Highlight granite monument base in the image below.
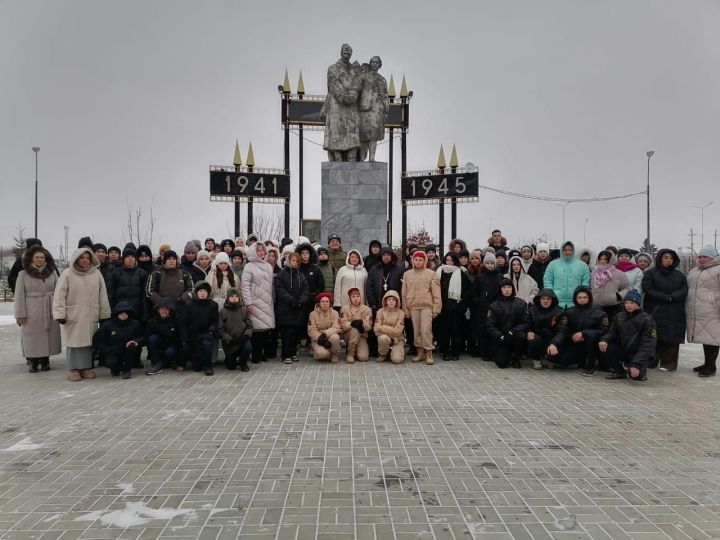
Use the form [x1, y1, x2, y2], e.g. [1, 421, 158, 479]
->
[321, 161, 388, 250]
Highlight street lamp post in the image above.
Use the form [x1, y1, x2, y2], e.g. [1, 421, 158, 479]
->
[32, 147, 40, 238]
[583, 217, 589, 246]
[692, 202, 714, 247]
[646, 150, 654, 252]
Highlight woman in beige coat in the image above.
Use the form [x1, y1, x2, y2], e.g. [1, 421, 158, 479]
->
[308, 293, 342, 362]
[53, 248, 111, 381]
[686, 245, 720, 377]
[14, 245, 61, 372]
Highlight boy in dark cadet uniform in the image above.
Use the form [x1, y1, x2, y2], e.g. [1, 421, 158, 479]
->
[92, 302, 144, 379]
[600, 289, 656, 381]
[549, 286, 609, 375]
[486, 278, 529, 369]
[145, 298, 185, 375]
[526, 289, 564, 370]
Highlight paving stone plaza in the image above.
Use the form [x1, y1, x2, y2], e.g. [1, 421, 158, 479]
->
[0, 305, 719, 540]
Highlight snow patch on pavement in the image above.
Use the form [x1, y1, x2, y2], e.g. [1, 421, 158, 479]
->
[2, 437, 44, 452]
[75, 501, 195, 528]
[0, 315, 16, 326]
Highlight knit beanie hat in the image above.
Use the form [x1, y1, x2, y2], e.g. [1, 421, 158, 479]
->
[197, 249, 211, 259]
[634, 252, 652, 264]
[214, 252, 231, 266]
[122, 247, 137, 260]
[162, 250, 178, 263]
[136, 245, 152, 258]
[316, 292, 333, 303]
[483, 252, 497, 264]
[230, 249, 244, 260]
[699, 245, 718, 258]
[317, 246, 329, 256]
[194, 280, 212, 295]
[536, 243, 550, 255]
[624, 289, 642, 307]
[92, 243, 107, 253]
[618, 248, 634, 258]
[108, 246, 121, 255]
[184, 241, 199, 255]
[226, 287, 241, 300]
[77, 236, 93, 249]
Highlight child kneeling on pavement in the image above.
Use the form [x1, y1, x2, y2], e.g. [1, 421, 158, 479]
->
[145, 298, 185, 375]
[185, 281, 219, 376]
[374, 290, 406, 364]
[526, 289, 564, 370]
[486, 279, 530, 369]
[599, 289, 656, 381]
[92, 302, 144, 379]
[308, 293, 341, 362]
[340, 287, 373, 363]
[219, 288, 253, 371]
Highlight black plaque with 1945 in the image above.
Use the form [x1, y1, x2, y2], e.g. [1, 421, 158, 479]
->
[209, 167, 290, 203]
[401, 169, 479, 204]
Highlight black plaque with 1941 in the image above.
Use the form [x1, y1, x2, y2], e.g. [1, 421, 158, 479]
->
[209, 168, 290, 201]
[401, 170, 478, 204]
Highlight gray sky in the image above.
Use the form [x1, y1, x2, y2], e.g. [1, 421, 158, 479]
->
[2, 0, 719, 258]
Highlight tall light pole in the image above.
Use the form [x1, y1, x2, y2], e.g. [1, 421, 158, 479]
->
[583, 217, 589, 246]
[32, 147, 40, 238]
[646, 150, 654, 252]
[557, 201, 571, 241]
[692, 202, 713, 247]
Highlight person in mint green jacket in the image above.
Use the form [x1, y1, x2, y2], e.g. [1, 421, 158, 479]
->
[543, 241, 590, 308]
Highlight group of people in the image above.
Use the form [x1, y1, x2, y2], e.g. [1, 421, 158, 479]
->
[9, 228, 720, 382]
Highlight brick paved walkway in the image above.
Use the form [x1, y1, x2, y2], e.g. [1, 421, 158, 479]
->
[0, 311, 719, 539]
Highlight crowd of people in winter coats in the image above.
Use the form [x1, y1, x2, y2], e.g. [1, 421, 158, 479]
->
[9, 228, 720, 382]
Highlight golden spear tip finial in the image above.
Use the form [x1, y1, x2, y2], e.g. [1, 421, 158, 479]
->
[400, 75, 409, 97]
[449, 143, 458, 168]
[246, 142, 255, 167]
[437, 145, 446, 169]
[297, 70, 305, 94]
[282, 69, 291, 93]
[233, 140, 242, 166]
[388, 75, 396, 98]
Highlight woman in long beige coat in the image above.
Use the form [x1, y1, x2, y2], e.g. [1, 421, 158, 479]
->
[14, 245, 61, 372]
[686, 246, 720, 377]
[53, 248, 111, 381]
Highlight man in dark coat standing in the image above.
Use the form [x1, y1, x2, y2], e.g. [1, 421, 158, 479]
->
[8, 238, 43, 293]
[367, 247, 404, 357]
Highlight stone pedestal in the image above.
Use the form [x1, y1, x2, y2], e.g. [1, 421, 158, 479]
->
[321, 161, 388, 249]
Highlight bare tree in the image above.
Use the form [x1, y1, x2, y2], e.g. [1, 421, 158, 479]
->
[227, 205, 286, 243]
[123, 200, 156, 247]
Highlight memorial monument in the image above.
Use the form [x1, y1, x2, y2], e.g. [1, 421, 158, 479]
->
[320, 44, 390, 248]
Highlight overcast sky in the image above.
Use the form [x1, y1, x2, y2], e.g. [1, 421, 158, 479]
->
[1, 0, 719, 258]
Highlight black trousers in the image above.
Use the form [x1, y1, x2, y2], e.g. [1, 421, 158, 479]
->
[437, 309, 465, 356]
[106, 346, 142, 373]
[604, 342, 649, 379]
[225, 339, 252, 370]
[404, 317, 415, 351]
[555, 336, 601, 370]
[526, 335, 552, 360]
[703, 344, 719, 366]
[492, 333, 525, 368]
[251, 330, 274, 362]
[279, 325, 303, 359]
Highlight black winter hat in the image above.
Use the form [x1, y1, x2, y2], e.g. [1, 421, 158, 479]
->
[136, 245, 152, 258]
[204, 237, 216, 246]
[122, 247, 137, 260]
[230, 249, 244, 260]
[618, 248, 635, 257]
[193, 280, 212, 295]
[154, 298, 176, 312]
[162, 250, 178, 262]
[280, 237, 293, 251]
[123, 242, 137, 251]
[317, 247, 329, 256]
[220, 239, 234, 250]
[328, 234, 341, 242]
[112, 301, 136, 316]
[458, 249, 470, 258]
[92, 243, 108, 253]
[77, 236, 93, 249]
[108, 246, 121, 255]
[425, 244, 437, 254]
[25, 238, 42, 249]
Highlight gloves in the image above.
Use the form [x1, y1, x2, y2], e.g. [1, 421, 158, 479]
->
[317, 333, 331, 349]
[350, 319, 364, 331]
[56, 318, 66, 325]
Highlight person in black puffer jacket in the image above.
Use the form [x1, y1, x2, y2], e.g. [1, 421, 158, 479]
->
[526, 289, 564, 370]
[92, 302, 144, 378]
[469, 253, 504, 359]
[550, 286, 609, 374]
[93, 243, 116, 287]
[145, 298, 186, 374]
[641, 249, 687, 371]
[600, 290, 657, 381]
[185, 281, 219, 375]
[136, 245, 156, 275]
[275, 253, 310, 362]
[436, 252, 470, 361]
[107, 247, 148, 321]
[218, 288, 253, 371]
[364, 240, 382, 271]
[486, 278, 529, 368]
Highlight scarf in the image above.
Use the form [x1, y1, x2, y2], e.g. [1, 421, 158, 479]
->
[436, 265, 464, 302]
[592, 264, 616, 289]
[616, 260, 638, 273]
